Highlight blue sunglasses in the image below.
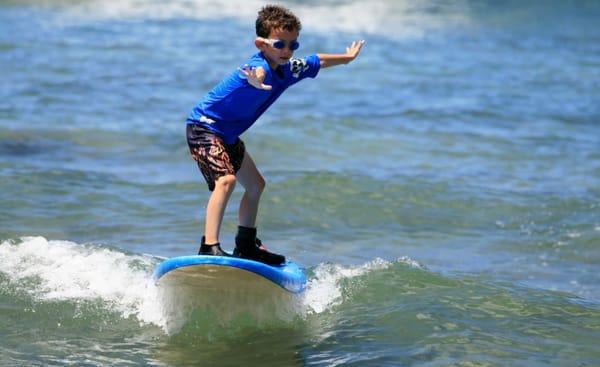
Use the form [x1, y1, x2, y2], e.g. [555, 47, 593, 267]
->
[260, 37, 300, 51]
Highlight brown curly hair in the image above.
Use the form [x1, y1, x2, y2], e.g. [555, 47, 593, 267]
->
[255, 5, 302, 37]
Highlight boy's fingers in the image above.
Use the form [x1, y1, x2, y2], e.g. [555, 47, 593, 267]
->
[350, 40, 365, 56]
[237, 67, 250, 77]
[246, 77, 271, 90]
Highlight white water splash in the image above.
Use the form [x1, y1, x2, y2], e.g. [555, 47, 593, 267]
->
[56, 0, 474, 40]
[0, 237, 167, 329]
[0, 236, 422, 334]
[302, 256, 423, 314]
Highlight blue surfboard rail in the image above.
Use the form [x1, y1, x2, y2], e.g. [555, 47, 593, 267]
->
[153, 255, 307, 294]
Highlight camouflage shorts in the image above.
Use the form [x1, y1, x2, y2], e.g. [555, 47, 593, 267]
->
[186, 123, 245, 191]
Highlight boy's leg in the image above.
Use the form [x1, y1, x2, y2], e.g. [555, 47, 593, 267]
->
[187, 123, 243, 255]
[234, 151, 285, 265]
[235, 151, 265, 228]
[204, 174, 237, 244]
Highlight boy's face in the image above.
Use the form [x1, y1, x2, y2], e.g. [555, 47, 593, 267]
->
[256, 28, 299, 69]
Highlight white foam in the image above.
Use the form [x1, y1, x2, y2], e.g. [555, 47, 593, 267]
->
[57, 0, 474, 40]
[0, 237, 166, 329]
[0, 237, 422, 334]
[61, 0, 262, 22]
[302, 257, 422, 314]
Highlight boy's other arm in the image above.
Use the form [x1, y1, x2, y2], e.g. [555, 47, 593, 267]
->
[317, 40, 365, 68]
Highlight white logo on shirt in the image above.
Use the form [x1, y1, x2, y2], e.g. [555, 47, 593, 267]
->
[290, 58, 309, 78]
[200, 115, 216, 124]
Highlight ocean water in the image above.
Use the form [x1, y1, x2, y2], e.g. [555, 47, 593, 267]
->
[1, 0, 599, 365]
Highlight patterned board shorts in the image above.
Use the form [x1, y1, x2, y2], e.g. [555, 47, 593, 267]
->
[186, 123, 245, 191]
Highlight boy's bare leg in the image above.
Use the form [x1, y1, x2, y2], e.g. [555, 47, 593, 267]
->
[236, 151, 265, 228]
[204, 174, 236, 244]
[234, 151, 285, 265]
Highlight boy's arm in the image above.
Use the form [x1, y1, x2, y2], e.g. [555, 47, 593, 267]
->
[317, 40, 365, 68]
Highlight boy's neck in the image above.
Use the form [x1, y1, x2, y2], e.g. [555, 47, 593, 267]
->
[261, 52, 280, 71]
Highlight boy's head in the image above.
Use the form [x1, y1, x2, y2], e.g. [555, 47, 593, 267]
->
[255, 5, 302, 68]
[255, 5, 301, 38]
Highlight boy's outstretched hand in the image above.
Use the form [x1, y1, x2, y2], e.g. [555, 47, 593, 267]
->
[318, 40, 365, 68]
[346, 40, 365, 61]
[239, 65, 272, 90]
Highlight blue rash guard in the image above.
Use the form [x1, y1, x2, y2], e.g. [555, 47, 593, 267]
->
[187, 52, 321, 144]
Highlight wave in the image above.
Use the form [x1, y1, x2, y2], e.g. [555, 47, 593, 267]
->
[2, 238, 599, 365]
[0, 237, 165, 325]
[37, 0, 475, 40]
[0, 236, 422, 335]
[24, 0, 598, 42]
[304, 256, 423, 313]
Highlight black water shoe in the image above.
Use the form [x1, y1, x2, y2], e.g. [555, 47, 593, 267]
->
[198, 236, 231, 256]
[234, 226, 286, 265]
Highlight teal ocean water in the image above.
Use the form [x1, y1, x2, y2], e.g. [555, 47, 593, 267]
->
[1, 0, 599, 365]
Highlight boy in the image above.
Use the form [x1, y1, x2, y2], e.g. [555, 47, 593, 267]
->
[186, 4, 364, 265]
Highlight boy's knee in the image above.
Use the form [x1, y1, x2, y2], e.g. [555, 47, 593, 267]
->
[215, 175, 237, 192]
[256, 175, 266, 192]
[247, 175, 265, 197]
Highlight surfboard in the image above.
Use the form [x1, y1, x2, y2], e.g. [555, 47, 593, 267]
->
[152, 256, 306, 333]
[153, 255, 306, 294]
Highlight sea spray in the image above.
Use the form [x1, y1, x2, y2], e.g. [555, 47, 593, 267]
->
[302, 257, 424, 314]
[0, 236, 425, 335]
[0, 237, 166, 328]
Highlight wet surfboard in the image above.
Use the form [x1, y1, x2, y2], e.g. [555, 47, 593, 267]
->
[153, 255, 306, 294]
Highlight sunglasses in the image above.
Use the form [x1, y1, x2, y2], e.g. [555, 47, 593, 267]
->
[259, 37, 300, 51]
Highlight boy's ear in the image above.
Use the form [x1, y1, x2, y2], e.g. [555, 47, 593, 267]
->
[255, 37, 267, 50]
